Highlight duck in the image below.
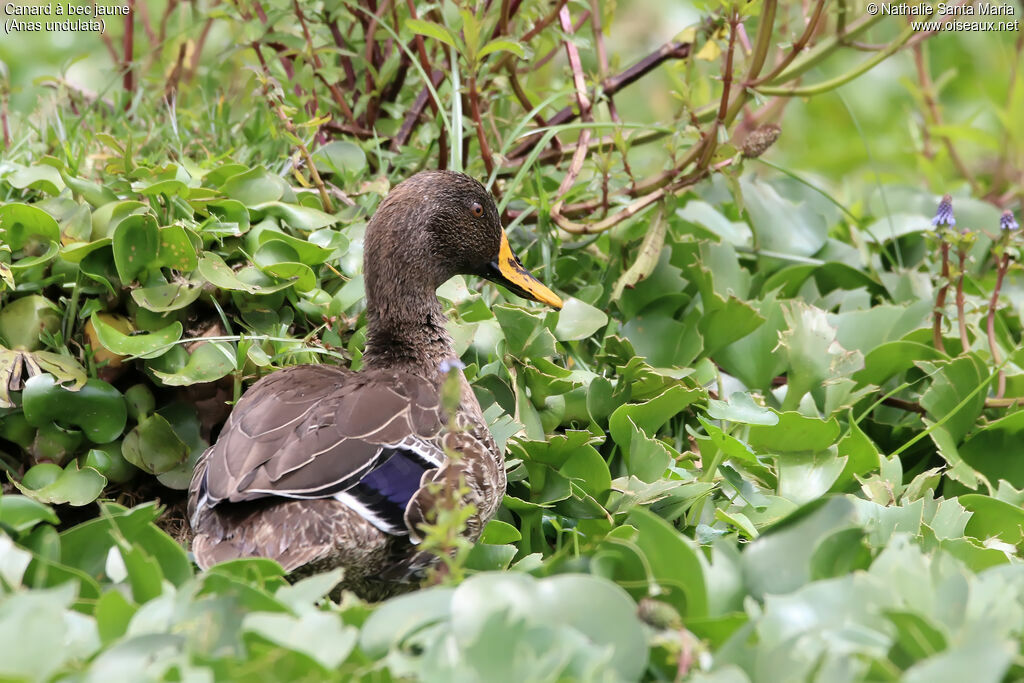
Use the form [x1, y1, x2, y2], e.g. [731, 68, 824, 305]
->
[187, 170, 563, 599]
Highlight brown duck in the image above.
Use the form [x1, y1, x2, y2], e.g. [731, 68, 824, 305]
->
[188, 171, 562, 599]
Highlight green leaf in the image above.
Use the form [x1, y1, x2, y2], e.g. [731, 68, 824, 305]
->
[918, 355, 988, 444]
[627, 508, 708, 618]
[250, 202, 337, 231]
[220, 166, 286, 205]
[156, 225, 199, 271]
[150, 342, 235, 386]
[479, 519, 522, 544]
[740, 496, 857, 599]
[22, 374, 127, 443]
[959, 494, 1024, 547]
[493, 305, 557, 358]
[0, 494, 60, 532]
[552, 298, 607, 341]
[130, 282, 204, 312]
[14, 461, 107, 506]
[89, 313, 182, 359]
[112, 213, 161, 283]
[478, 38, 527, 59]
[312, 140, 367, 177]
[406, 18, 456, 47]
[0, 295, 61, 351]
[0, 203, 61, 249]
[121, 414, 190, 474]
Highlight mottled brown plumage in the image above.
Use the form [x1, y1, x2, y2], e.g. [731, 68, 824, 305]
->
[188, 171, 562, 599]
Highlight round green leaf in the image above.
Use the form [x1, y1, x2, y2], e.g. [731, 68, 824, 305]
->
[121, 413, 189, 474]
[22, 374, 127, 444]
[112, 213, 160, 283]
[89, 312, 182, 359]
[0, 296, 61, 351]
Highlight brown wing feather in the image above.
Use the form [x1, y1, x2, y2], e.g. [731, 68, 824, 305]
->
[188, 365, 446, 521]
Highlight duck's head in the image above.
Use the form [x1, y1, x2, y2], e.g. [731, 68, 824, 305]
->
[364, 171, 562, 310]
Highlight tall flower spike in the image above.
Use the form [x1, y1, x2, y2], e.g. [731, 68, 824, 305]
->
[932, 194, 956, 228]
[1000, 210, 1019, 231]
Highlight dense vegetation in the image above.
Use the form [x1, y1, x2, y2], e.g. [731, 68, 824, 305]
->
[1, 1, 1023, 680]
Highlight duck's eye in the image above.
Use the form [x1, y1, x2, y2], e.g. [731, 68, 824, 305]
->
[470, 202, 484, 217]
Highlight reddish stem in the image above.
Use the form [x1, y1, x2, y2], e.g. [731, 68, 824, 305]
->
[956, 248, 969, 352]
[933, 240, 950, 353]
[122, 0, 136, 108]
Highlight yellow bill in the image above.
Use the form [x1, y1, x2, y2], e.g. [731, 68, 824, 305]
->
[482, 231, 563, 310]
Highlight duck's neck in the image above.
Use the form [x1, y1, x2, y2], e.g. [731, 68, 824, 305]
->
[362, 282, 455, 376]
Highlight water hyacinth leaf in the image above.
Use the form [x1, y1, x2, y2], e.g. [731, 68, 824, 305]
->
[552, 298, 608, 341]
[312, 140, 367, 176]
[479, 519, 522, 544]
[918, 355, 988, 445]
[197, 252, 293, 294]
[150, 342, 235, 386]
[244, 612, 358, 670]
[121, 414, 190, 474]
[706, 392, 779, 425]
[741, 496, 858, 599]
[465, 543, 518, 571]
[609, 383, 700, 449]
[0, 203, 61, 249]
[260, 261, 316, 292]
[204, 199, 251, 235]
[959, 494, 1024, 547]
[493, 305, 557, 358]
[257, 231, 333, 265]
[14, 462, 107, 506]
[130, 281, 204, 312]
[94, 589, 138, 645]
[220, 166, 287, 205]
[626, 508, 708, 618]
[956, 411, 1024, 490]
[853, 341, 946, 387]
[8, 164, 66, 194]
[0, 295, 61, 350]
[308, 227, 350, 254]
[747, 412, 840, 453]
[60, 171, 118, 207]
[156, 225, 199, 271]
[112, 213, 160, 284]
[740, 176, 828, 258]
[0, 495, 60, 532]
[22, 375, 127, 443]
[89, 313, 182, 359]
[359, 586, 456, 656]
[777, 302, 864, 409]
[60, 237, 112, 264]
[250, 201, 338, 231]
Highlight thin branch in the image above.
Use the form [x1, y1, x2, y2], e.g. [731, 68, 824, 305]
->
[254, 44, 335, 214]
[294, 0, 357, 125]
[912, 41, 979, 193]
[508, 39, 692, 159]
[550, 5, 594, 219]
[122, 0, 136, 108]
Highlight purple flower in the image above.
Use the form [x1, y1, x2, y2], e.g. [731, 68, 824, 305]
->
[438, 358, 466, 374]
[1000, 210, 1019, 232]
[932, 194, 956, 228]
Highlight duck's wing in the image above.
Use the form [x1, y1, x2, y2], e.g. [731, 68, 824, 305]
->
[188, 365, 448, 536]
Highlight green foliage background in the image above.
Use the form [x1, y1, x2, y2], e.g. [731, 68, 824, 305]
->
[1, 1, 1023, 681]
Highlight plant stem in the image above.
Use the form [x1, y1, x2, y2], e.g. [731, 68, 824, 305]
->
[988, 252, 1010, 398]
[933, 240, 949, 353]
[956, 247, 969, 352]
